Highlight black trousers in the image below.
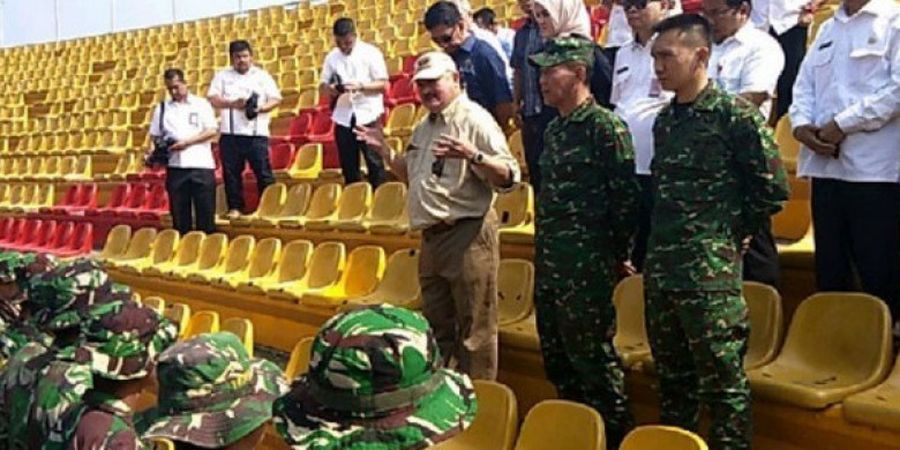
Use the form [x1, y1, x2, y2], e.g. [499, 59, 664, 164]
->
[771, 25, 808, 121]
[811, 178, 900, 317]
[219, 134, 275, 212]
[334, 115, 386, 187]
[521, 109, 556, 194]
[165, 167, 216, 235]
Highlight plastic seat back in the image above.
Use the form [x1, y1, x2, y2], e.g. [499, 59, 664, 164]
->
[171, 231, 205, 267]
[218, 235, 256, 274]
[305, 242, 346, 289]
[772, 198, 811, 241]
[285, 336, 315, 380]
[274, 240, 314, 283]
[45, 221, 74, 250]
[68, 222, 93, 254]
[620, 426, 708, 450]
[143, 183, 168, 211]
[19, 184, 37, 206]
[342, 246, 386, 298]
[29, 220, 57, 248]
[34, 184, 54, 206]
[279, 183, 312, 217]
[368, 182, 407, 221]
[215, 185, 227, 216]
[147, 230, 180, 265]
[99, 224, 132, 259]
[612, 275, 650, 358]
[506, 130, 528, 176]
[744, 281, 783, 370]
[246, 238, 282, 279]
[151, 438, 175, 450]
[57, 185, 78, 208]
[497, 259, 534, 326]
[374, 249, 420, 305]
[165, 303, 192, 338]
[774, 115, 800, 173]
[196, 233, 229, 271]
[184, 311, 221, 338]
[143, 297, 166, 315]
[77, 183, 98, 208]
[269, 142, 295, 171]
[256, 183, 288, 217]
[514, 400, 604, 450]
[290, 143, 322, 176]
[124, 183, 149, 209]
[121, 227, 158, 260]
[14, 220, 40, 246]
[222, 317, 255, 357]
[386, 103, 416, 134]
[305, 183, 342, 220]
[106, 184, 131, 209]
[435, 380, 518, 450]
[494, 183, 533, 228]
[336, 182, 372, 221]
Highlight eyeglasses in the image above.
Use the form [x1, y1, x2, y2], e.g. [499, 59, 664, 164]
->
[623, 0, 651, 10]
[702, 6, 738, 17]
[431, 31, 455, 45]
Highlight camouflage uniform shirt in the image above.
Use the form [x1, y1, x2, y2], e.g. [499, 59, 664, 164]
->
[64, 391, 146, 450]
[646, 83, 789, 291]
[0, 341, 58, 449]
[30, 359, 94, 449]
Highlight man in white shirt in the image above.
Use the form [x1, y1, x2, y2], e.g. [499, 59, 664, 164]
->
[750, 0, 821, 120]
[449, 0, 514, 82]
[149, 69, 219, 234]
[703, 0, 785, 288]
[790, 0, 900, 320]
[207, 40, 282, 220]
[610, 0, 674, 270]
[320, 18, 389, 186]
[474, 7, 517, 58]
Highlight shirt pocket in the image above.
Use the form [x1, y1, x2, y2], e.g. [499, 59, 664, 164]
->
[810, 40, 835, 91]
[849, 34, 890, 90]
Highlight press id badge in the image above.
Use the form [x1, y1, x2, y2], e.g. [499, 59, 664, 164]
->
[189, 112, 199, 126]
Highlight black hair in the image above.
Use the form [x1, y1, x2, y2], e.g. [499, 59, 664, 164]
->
[652, 13, 712, 49]
[424, 1, 463, 30]
[163, 68, 185, 83]
[723, 0, 753, 10]
[228, 40, 253, 56]
[473, 7, 497, 26]
[333, 17, 356, 36]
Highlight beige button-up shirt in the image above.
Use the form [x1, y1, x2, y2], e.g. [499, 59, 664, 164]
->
[405, 94, 520, 230]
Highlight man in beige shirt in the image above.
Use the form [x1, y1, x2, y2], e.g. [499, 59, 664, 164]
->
[356, 51, 520, 379]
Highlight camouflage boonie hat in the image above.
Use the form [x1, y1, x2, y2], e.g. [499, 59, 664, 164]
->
[273, 305, 477, 450]
[0, 251, 57, 320]
[74, 301, 178, 381]
[529, 36, 595, 68]
[143, 332, 288, 448]
[29, 259, 131, 331]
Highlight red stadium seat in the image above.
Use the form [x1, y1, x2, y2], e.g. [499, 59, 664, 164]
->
[138, 183, 169, 220]
[113, 183, 150, 218]
[88, 183, 130, 217]
[52, 222, 93, 257]
[403, 55, 418, 76]
[17, 220, 57, 252]
[40, 184, 78, 215]
[272, 112, 312, 147]
[385, 75, 417, 107]
[40, 221, 74, 253]
[0, 219, 25, 246]
[73, 183, 99, 213]
[127, 165, 166, 182]
[0, 218, 10, 241]
[8, 219, 41, 250]
[306, 110, 334, 143]
[270, 142, 295, 172]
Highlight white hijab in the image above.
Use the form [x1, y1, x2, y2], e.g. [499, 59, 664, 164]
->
[532, 0, 593, 38]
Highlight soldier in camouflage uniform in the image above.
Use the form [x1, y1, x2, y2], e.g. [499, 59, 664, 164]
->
[142, 332, 288, 449]
[0, 251, 57, 360]
[274, 304, 477, 450]
[645, 15, 789, 450]
[528, 37, 640, 448]
[54, 300, 177, 450]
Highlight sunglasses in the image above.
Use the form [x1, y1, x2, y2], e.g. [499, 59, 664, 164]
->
[623, 0, 660, 10]
[432, 32, 455, 45]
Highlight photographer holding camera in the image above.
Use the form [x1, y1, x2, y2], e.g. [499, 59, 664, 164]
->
[208, 40, 282, 220]
[147, 68, 219, 234]
[320, 18, 389, 187]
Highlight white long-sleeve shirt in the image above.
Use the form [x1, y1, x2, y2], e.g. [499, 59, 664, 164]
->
[789, 0, 900, 183]
[751, 0, 808, 35]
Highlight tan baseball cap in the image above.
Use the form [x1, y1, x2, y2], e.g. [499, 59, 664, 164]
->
[412, 51, 459, 81]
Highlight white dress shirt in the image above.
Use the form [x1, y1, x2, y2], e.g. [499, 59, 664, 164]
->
[472, 26, 513, 83]
[790, 0, 900, 183]
[708, 22, 786, 119]
[149, 94, 217, 169]
[751, 0, 808, 34]
[610, 37, 673, 175]
[207, 66, 282, 137]
[320, 40, 389, 127]
[606, 1, 684, 47]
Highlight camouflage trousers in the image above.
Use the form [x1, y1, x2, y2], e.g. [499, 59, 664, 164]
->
[534, 262, 635, 448]
[644, 283, 751, 450]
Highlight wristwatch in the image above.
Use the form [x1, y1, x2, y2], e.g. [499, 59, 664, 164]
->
[471, 152, 485, 165]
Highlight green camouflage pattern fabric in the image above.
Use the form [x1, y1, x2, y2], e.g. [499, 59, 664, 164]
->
[646, 83, 789, 291]
[534, 98, 639, 448]
[0, 341, 56, 449]
[74, 301, 178, 381]
[273, 305, 477, 450]
[528, 36, 595, 68]
[142, 332, 287, 448]
[0, 251, 58, 360]
[644, 84, 788, 450]
[29, 259, 131, 332]
[29, 358, 94, 450]
[58, 390, 147, 450]
[0, 319, 53, 362]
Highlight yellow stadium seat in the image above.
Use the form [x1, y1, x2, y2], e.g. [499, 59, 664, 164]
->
[25, 183, 54, 212]
[772, 198, 811, 242]
[143, 231, 203, 277]
[214, 237, 282, 290]
[748, 293, 892, 409]
[434, 380, 518, 450]
[268, 242, 346, 303]
[774, 115, 800, 173]
[620, 426, 708, 450]
[117, 229, 180, 275]
[165, 303, 192, 339]
[336, 181, 406, 233]
[62, 155, 92, 181]
[612, 275, 652, 370]
[8, 183, 37, 213]
[98, 224, 132, 262]
[285, 336, 315, 380]
[384, 103, 417, 138]
[507, 130, 528, 178]
[102, 153, 134, 181]
[164, 233, 228, 281]
[343, 248, 421, 310]
[105, 227, 158, 269]
[183, 311, 221, 338]
[221, 317, 255, 357]
[495, 183, 535, 243]
[513, 400, 604, 450]
[253, 183, 312, 228]
[844, 356, 900, 432]
[296, 90, 319, 111]
[280, 183, 341, 229]
[187, 235, 255, 284]
[281, 143, 322, 181]
[744, 282, 783, 370]
[151, 438, 175, 450]
[497, 259, 534, 326]
[143, 296, 165, 315]
[303, 245, 386, 307]
[307, 182, 372, 230]
[231, 183, 287, 227]
[0, 184, 10, 206]
[237, 239, 314, 295]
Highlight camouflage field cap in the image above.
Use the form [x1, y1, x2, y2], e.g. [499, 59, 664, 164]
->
[29, 259, 131, 331]
[74, 301, 178, 381]
[143, 332, 288, 448]
[529, 36, 595, 68]
[273, 305, 477, 450]
[0, 251, 57, 286]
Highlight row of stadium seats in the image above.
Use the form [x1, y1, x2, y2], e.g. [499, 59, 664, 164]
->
[0, 218, 92, 257]
[0, 155, 92, 181]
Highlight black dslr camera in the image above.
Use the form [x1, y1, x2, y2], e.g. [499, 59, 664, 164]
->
[329, 73, 346, 111]
[245, 92, 260, 120]
[146, 135, 176, 167]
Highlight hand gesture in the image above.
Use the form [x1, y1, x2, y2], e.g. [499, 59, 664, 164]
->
[353, 125, 389, 158]
[231, 98, 248, 109]
[817, 120, 845, 145]
[794, 125, 837, 157]
[432, 134, 477, 160]
[170, 141, 189, 152]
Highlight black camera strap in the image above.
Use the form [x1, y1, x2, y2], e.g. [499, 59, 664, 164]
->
[158, 101, 166, 137]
